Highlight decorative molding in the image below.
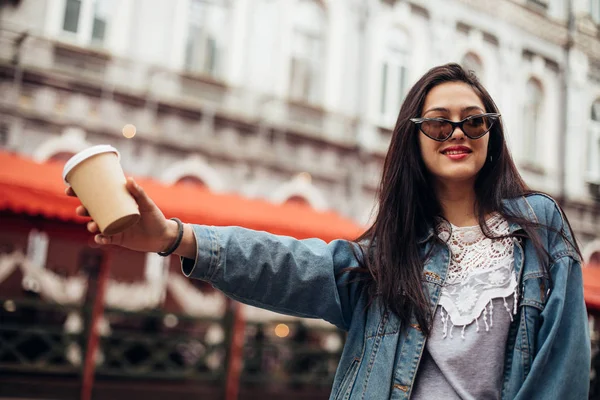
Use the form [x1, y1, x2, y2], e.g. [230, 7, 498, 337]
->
[584, 239, 600, 264]
[0, 251, 164, 311]
[161, 154, 226, 192]
[270, 172, 329, 210]
[32, 126, 90, 162]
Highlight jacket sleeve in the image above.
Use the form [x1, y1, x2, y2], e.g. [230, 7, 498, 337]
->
[180, 225, 365, 331]
[515, 254, 591, 400]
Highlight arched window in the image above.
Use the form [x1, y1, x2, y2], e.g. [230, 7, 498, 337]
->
[590, 251, 600, 267]
[461, 52, 484, 81]
[289, 0, 326, 104]
[270, 172, 328, 210]
[176, 175, 207, 188]
[185, 0, 229, 78]
[48, 151, 76, 163]
[380, 27, 409, 125]
[588, 99, 600, 182]
[284, 195, 311, 207]
[523, 78, 544, 165]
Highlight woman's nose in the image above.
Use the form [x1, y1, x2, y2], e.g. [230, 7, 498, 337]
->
[449, 125, 466, 140]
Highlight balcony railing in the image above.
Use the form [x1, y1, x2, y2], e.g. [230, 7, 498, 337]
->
[0, 27, 360, 147]
[0, 294, 343, 398]
[0, 297, 82, 376]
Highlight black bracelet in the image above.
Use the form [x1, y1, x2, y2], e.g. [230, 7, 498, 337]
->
[158, 218, 184, 257]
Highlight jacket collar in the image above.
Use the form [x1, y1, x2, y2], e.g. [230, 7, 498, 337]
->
[417, 196, 533, 244]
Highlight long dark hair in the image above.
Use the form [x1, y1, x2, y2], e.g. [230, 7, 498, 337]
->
[355, 63, 580, 335]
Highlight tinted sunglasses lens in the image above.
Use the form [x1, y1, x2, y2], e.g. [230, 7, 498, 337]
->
[421, 120, 452, 140]
[464, 115, 494, 138]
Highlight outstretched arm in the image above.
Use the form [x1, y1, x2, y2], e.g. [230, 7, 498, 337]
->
[68, 178, 365, 331]
[180, 225, 364, 331]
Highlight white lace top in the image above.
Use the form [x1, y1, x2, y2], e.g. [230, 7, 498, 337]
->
[437, 213, 517, 338]
[412, 214, 518, 400]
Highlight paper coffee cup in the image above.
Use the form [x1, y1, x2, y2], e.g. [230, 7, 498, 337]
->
[62, 145, 140, 235]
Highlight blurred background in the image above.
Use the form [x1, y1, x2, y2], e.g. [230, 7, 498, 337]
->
[1, 0, 600, 399]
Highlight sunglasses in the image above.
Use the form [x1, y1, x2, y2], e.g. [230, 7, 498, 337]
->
[409, 113, 501, 142]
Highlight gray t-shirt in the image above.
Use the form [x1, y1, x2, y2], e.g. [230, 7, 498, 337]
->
[412, 215, 517, 400]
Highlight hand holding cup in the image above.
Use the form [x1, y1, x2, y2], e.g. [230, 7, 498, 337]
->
[63, 145, 177, 253]
[66, 177, 177, 253]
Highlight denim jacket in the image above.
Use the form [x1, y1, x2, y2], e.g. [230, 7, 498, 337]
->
[181, 194, 590, 399]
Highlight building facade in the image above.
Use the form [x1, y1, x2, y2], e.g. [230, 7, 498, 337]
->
[2, 0, 600, 397]
[1, 0, 600, 252]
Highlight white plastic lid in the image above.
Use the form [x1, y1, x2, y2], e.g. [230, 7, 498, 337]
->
[62, 145, 120, 185]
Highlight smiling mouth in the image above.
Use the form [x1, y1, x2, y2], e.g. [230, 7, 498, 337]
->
[441, 148, 472, 155]
[443, 150, 471, 155]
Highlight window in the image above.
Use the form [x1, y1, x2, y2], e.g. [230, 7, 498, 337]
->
[461, 52, 484, 82]
[284, 195, 311, 206]
[184, 0, 229, 78]
[48, 151, 77, 163]
[590, 251, 600, 266]
[61, 0, 112, 46]
[176, 175, 207, 187]
[588, 100, 600, 182]
[592, 0, 600, 24]
[289, 0, 326, 104]
[380, 27, 409, 125]
[523, 78, 544, 165]
[527, 0, 549, 10]
[62, 0, 81, 33]
[0, 122, 9, 147]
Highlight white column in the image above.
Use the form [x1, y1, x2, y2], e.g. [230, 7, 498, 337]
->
[44, 0, 67, 37]
[497, 39, 522, 158]
[357, 1, 380, 149]
[428, 1, 456, 66]
[144, 252, 169, 302]
[78, 0, 94, 45]
[322, 0, 345, 112]
[364, 2, 384, 128]
[541, 69, 561, 194]
[108, 0, 135, 56]
[226, 0, 249, 85]
[274, 0, 294, 99]
[26, 229, 49, 269]
[565, 49, 591, 200]
[169, 0, 190, 71]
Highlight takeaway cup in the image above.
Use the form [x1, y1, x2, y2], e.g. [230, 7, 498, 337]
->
[62, 145, 140, 235]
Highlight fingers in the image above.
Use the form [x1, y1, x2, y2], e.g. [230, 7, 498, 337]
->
[94, 234, 112, 245]
[93, 233, 123, 246]
[65, 187, 76, 197]
[87, 220, 99, 233]
[87, 222, 123, 247]
[77, 205, 90, 217]
[126, 177, 156, 211]
[68, 188, 90, 217]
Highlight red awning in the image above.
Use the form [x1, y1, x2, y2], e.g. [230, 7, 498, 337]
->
[0, 151, 363, 242]
[5, 151, 600, 310]
[583, 266, 600, 311]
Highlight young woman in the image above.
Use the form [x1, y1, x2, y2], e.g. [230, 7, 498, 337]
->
[68, 64, 590, 399]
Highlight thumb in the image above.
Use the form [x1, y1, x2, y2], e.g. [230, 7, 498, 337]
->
[125, 178, 156, 211]
[94, 233, 123, 247]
